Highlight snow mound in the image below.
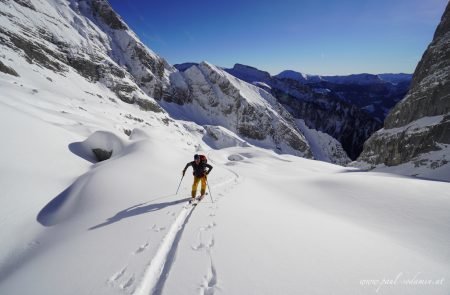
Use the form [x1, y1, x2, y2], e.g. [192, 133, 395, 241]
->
[228, 154, 245, 161]
[36, 175, 89, 227]
[71, 131, 125, 162]
[38, 130, 126, 226]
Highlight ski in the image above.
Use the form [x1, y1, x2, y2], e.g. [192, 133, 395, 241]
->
[190, 195, 205, 207]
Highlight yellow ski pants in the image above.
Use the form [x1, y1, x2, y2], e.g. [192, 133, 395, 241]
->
[192, 176, 207, 198]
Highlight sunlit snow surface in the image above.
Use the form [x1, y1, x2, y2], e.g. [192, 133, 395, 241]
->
[0, 68, 449, 294]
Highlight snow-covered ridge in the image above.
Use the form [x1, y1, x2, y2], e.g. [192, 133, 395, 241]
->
[275, 70, 323, 83]
[163, 61, 313, 158]
[0, 0, 174, 108]
[0, 0, 344, 163]
[297, 119, 351, 165]
[224, 63, 272, 84]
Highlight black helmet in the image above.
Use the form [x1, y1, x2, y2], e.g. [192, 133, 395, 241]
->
[194, 154, 200, 160]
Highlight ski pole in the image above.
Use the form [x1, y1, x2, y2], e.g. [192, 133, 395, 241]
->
[176, 174, 184, 195]
[206, 178, 214, 203]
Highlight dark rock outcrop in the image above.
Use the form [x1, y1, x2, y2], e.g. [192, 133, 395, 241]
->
[92, 148, 112, 161]
[0, 60, 19, 76]
[357, 2, 450, 167]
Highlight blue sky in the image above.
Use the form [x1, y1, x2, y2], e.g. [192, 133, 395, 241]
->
[108, 0, 448, 75]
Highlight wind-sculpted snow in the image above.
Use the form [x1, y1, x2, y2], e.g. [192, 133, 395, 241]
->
[1, 100, 449, 294]
[70, 130, 125, 162]
[37, 174, 90, 227]
[38, 131, 126, 225]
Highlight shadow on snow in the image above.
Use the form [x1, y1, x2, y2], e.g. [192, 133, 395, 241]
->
[88, 197, 190, 230]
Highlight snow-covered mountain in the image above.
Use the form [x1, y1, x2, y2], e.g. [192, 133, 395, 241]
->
[2, 0, 351, 162]
[0, 0, 174, 109]
[222, 63, 273, 84]
[224, 63, 385, 160]
[297, 119, 351, 165]
[274, 70, 412, 122]
[163, 62, 313, 158]
[355, 1, 450, 179]
[275, 69, 323, 83]
[229, 65, 411, 121]
[0, 0, 352, 164]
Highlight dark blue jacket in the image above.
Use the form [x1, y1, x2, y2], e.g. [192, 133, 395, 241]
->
[183, 161, 213, 177]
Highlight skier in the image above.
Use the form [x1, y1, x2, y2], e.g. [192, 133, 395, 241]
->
[182, 154, 213, 201]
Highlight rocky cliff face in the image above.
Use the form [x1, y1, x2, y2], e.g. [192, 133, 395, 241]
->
[272, 85, 381, 160]
[225, 64, 385, 160]
[163, 62, 313, 158]
[357, 2, 450, 170]
[0, 0, 173, 110]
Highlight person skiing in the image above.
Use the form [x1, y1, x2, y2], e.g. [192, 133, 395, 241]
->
[182, 154, 213, 200]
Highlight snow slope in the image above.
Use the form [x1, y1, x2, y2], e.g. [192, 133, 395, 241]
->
[296, 119, 351, 165]
[0, 70, 449, 294]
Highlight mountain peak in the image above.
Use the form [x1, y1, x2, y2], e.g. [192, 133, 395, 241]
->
[275, 70, 323, 83]
[88, 0, 129, 30]
[224, 63, 271, 83]
[356, 1, 450, 172]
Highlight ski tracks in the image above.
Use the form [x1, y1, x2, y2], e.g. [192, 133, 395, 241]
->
[130, 201, 220, 295]
[131, 154, 240, 295]
[193, 152, 241, 295]
[132, 205, 194, 295]
[194, 206, 220, 295]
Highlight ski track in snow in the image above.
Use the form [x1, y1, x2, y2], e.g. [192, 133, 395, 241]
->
[190, 151, 241, 295]
[133, 242, 150, 255]
[133, 153, 238, 295]
[132, 201, 195, 295]
[194, 208, 220, 295]
[200, 253, 219, 295]
[108, 267, 127, 283]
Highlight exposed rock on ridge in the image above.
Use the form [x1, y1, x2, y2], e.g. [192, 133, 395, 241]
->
[357, 2, 450, 169]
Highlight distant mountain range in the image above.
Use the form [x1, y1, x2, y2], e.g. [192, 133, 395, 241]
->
[181, 63, 409, 160]
[172, 63, 412, 160]
[221, 64, 412, 123]
[276, 70, 412, 86]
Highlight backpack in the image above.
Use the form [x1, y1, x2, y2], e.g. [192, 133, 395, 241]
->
[199, 154, 207, 164]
